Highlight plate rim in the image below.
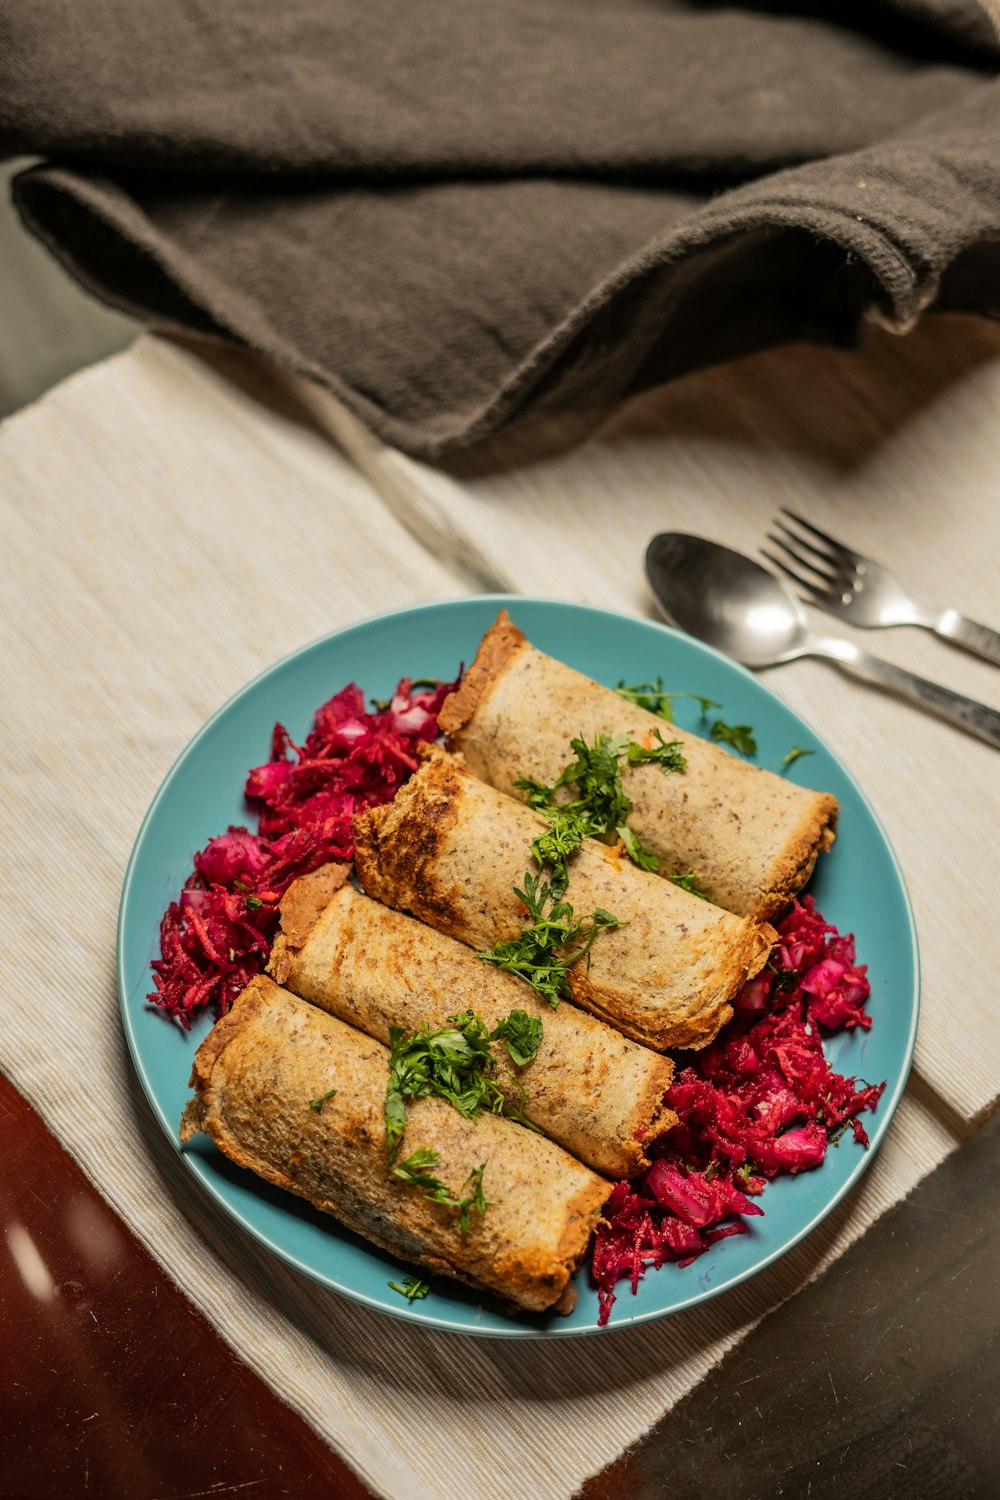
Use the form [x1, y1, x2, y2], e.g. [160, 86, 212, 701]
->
[117, 593, 920, 1338]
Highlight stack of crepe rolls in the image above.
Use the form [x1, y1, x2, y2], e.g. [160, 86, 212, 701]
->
[268, 864, 678, 1179]
[181, 612, 840, 1315]
[438, 611, 839, 921]
[181, 976, 611, 1313]
[352, 750, 777, 1052]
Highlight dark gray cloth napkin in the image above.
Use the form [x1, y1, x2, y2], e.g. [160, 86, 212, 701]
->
[3, 0, 1000, 457]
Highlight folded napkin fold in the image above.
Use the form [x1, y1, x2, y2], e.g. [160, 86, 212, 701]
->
[3, 0, 999, 456]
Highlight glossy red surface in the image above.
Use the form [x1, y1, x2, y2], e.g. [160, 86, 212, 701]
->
[0, 1073, 373, 1499]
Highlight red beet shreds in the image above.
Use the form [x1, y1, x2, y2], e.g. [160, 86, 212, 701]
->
[592, 897, 885, 1325]
[147, 673, 459, 1027]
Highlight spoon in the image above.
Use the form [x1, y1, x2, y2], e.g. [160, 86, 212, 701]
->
[645, 533, 1000, 749]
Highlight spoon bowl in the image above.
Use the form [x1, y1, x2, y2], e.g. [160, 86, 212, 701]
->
[645, 533, 809, 668]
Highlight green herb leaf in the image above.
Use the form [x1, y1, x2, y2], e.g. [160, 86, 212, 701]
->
[478, 877, 625, 1008]
[387, 1275, 430, 1301]
[513, 774, 559, 810]
[626, 728, 687, 775]
[710, 720, 757, 756]
[490, 1009, 544, 1068]
[528, 806, 593, 896]
[616, 823, 660, 872]
[736, 1162, 755, 1188]
[457, 1163, 492, 1235]
[613, 678, 675, 719]
[384, 1013, 505, 1160]
[668, 870, 709, 900]
[517, 731, 673, 878]
[393, 1146, 447, 1191]
[614, 679, 720, 721]
[765, 960, 802, 994]
[394, 1152, 492, 1233]
[392, 1148, 468, 1215]
[308, 1087, 338, 1112]
[507, 1082, 544, 1135]
[779, 745, 814, 772]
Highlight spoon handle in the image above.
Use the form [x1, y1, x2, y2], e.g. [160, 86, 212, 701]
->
[813, 637, 1000, 749]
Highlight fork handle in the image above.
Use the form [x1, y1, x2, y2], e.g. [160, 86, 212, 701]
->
[933, 610, 1000, 669]
[813, 638, 1000, 749]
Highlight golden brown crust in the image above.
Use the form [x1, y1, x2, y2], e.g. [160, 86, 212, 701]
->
[182, 976, 611, 1313]
[269, 871, 678, 1177]
[752, 795, 839, 922]
[442, 619, 840, 919]
[277, 862, 351, 949]
[437, 609, 527, 739]
[353, 752, 776, 1054]
[352, 754, 467, 932]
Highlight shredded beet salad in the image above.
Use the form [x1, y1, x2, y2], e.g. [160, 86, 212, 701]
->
[591, 897, 885, 1324]
[148, 675, 459, 1026]
[150, 665, 885, 1325]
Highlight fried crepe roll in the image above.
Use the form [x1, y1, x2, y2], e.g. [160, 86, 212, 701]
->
[438, 611, 838, 921]
[352, 753, 775, 1051]
[269, 866, 677, 1178]
[181, 976, 610, 1314]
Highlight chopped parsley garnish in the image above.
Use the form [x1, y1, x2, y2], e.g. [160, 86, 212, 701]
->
[626, 728, 686, 774]
[308, 1088, 338, 1112]
[457, 1163, 492, 1234]
[614, 679, 720, 722]
[515, 729, 679, 880]
[766, 961, 802, 993]
[530, 731, 634, 838]
[387, 1275, 430, 1301]
[779, 745, 814, 772]
[736, 1162, 756, 1188]
[507, 1082, 544, 1135]
[392, 1150, 492, 1232]
[528, 806, 593, 896]
[709, 720, 757, 757]
[490, 1008, 544, 1068]
[393, 1146, 455, 1196]
[477, 871, 625, 1008]
[384, 1006, 548, 1159]
[233, 878, 264, 910]
[617, 823, 659, 872]
[669, 871, 709, 900]
[384, 1012, 504, 1161]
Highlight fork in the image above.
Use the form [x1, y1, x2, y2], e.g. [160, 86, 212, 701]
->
[763, 509, 1000, 668]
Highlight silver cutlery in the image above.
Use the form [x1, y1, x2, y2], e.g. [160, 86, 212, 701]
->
[763, 508, 1000, 668]
[645, 533, 1000, 749]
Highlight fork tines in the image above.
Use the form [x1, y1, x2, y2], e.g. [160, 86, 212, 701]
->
[763, 509, 852, 599]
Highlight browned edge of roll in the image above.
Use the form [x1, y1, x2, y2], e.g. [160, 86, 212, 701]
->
[180, 975, 611, 1313]
[268, 868, 352, 987]
[179, 976, 271, 1142]
[757, 796, 839, 922]
[437, 609, 526, 740]
[352, 749, 468, 931]
[270, 865, 680, 1177]
[274, 860, 351, 953]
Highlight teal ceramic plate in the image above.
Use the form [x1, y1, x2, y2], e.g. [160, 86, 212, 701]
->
[118, 596, 918, 1337]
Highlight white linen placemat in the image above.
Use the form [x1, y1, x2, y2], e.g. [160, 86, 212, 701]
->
[0, 335, 976, 1500]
